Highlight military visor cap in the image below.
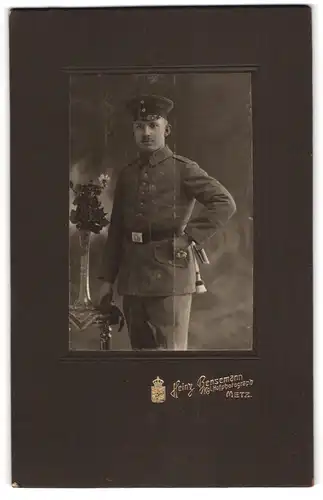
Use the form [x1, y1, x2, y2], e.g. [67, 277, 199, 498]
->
[126, 94, 174, 121]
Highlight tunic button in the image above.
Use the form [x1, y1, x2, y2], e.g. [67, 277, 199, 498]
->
[156, 273, 162, 279]
[168, 260, 173, 265]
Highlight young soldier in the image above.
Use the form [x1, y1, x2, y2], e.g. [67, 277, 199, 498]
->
[98, 95, 236, 350]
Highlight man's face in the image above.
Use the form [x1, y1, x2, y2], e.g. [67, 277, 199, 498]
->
[133, 117, 169, 152]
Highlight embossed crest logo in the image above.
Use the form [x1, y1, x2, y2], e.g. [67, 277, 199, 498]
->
[151, 376, 166, 403]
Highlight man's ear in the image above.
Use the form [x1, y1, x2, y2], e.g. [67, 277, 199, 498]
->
[165, 123, 172, 137]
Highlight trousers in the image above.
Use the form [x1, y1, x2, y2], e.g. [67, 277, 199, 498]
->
[122, 294, 192, 350]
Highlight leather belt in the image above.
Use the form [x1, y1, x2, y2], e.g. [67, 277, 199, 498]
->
[125, 229, 177, 244]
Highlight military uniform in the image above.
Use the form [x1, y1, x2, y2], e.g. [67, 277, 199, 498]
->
[99, 95, 236, 350]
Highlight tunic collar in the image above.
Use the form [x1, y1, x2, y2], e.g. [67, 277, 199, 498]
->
[137, 145, 173, 167]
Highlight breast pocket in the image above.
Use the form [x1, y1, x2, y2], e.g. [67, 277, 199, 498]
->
[153, 240, 190, 268]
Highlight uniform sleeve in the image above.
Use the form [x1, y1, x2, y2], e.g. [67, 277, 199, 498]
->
[183, 162, 236, 245]
[97, 174, 124, 283]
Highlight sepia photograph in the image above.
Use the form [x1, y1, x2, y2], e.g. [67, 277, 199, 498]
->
[10, 5, 313, 488]
[9, 5, 313, 488]
[69, 70, 253, 351]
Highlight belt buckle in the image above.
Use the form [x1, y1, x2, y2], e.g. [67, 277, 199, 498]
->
[132, 232, 143, 243]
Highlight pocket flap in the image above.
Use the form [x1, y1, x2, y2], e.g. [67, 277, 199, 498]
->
[153, 240, 189, 268]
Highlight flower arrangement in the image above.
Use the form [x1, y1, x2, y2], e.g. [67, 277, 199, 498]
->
[69, 175, 110, 233]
